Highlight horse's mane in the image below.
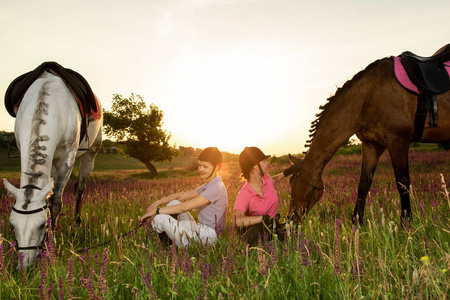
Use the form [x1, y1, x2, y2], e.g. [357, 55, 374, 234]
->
[303, 58, 390, 153]
[22, 83, 50, 209]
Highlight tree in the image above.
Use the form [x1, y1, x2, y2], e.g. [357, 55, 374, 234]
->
[103, 94, 178, 177]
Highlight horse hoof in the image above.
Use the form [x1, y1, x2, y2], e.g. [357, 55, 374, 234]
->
[75, 218, 82, 227]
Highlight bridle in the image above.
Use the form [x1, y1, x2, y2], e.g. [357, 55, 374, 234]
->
[289, 172, 324, 219]
[11, 184, 49, 251]
[291, 172, 324, 191]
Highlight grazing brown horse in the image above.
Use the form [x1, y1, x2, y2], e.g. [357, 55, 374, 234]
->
[286, 47, 450, 225]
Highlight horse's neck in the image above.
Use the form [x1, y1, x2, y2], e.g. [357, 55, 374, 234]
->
[17, 73, 79, 188]
[302, 61, 387, 178]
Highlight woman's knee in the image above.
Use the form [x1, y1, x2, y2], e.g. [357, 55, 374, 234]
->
[167, 200, 181, 206]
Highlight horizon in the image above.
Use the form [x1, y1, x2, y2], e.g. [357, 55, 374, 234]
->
[1, 0, 449, 156]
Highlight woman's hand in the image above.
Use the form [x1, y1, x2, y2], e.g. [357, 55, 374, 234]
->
[145, 200, 161, 214]
[140, 209, 156, 224]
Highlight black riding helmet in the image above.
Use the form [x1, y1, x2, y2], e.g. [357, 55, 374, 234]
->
[198, 147, 223, 178]
[239, 147, 270, 179]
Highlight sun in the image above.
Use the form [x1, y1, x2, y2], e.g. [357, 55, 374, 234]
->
[155, 44, 305, 155]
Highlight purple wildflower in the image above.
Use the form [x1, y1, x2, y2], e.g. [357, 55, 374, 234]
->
[19, 252, 26, 285]
[81, 268, 96, 299]
[58, 276, 65, 300]
[201, 263, 211, 300]
[78, 254, 88, 279]
[316, 243, 325, 268]
[140, 268, 158, 298]
[270, 241, 277, 269]
[0, 242, 5, 278]
[298, 238, 310, 267]
[47, 282, 53, 300]
[39, 284, 45, 299]
[169, 243, 177, 278]
[140, 252, 158, 298]
[84, 248, 93, 272]
[334, 218, 342, 275]
[40, 252, 49, 294]
[99, 248, 109, 297]
[9, 242, 15, 273]
[94, 252, 100, 269]
[67, 257, 74, 298]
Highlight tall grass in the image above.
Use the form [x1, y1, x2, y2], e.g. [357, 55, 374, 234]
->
[0, 150, 449, 299]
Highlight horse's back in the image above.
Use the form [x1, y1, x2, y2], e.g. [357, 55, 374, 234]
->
[15, 73, 82, 157]
[357, 58, 450, 144]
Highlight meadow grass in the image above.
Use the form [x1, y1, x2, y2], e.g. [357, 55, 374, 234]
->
[0, 150, 449, 299]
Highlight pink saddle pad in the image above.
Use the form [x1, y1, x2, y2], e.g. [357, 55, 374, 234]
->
[393, 56, 450, 94]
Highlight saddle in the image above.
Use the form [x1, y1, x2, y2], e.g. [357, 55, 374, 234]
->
[4, 61, 99, 142]
[397, 45, 450, 141]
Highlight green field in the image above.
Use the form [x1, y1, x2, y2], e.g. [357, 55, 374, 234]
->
[0, 148, 449, 299]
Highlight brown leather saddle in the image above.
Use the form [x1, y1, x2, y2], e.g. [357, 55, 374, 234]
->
[400, 44, 450, 141]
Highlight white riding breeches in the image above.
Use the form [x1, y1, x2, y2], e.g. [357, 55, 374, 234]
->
[151, 200, 217, 247]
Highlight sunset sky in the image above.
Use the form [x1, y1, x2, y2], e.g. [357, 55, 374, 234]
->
[1, 0, 449, 155]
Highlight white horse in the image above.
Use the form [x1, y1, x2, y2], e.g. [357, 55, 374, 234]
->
[3, 71, 102, 268]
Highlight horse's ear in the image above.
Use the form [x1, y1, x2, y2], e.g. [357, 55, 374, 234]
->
[3, 178, 19, 198]
[288, 154, 302, 165]
[38, 179, 54, 200]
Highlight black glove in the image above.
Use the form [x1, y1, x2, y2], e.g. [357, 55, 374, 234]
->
[262, 215, 272, 226]
[275, 214, 287, 232]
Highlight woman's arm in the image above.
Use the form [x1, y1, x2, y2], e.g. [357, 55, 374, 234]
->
[271, 173, 285, 184]
[146, 189, 199, 213]
[140, 195, 210, 223]
[233, 209, 263, 227]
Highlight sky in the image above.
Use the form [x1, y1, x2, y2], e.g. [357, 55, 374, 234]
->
[1, 0, 449, 156]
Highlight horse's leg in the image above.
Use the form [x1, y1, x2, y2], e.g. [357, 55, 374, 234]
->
[74, 129, 102, 226]
[352, 142, 385, 225]
[387, 142, 413, 223]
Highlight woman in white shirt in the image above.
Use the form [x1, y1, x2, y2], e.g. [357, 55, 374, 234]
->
[140, 147, 228, 247]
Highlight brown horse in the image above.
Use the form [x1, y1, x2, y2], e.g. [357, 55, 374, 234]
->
[286, 49, 450, 225]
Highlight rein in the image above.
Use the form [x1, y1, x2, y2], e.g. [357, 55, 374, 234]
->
[75, 222, 145, 253]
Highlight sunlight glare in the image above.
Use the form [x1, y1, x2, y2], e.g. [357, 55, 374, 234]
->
[161, 44, 305, 154]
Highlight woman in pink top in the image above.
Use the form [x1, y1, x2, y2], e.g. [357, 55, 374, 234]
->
[233, 147, 287, 244]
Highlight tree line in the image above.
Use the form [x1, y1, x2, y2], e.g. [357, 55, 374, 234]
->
[3, 93, 449, 178]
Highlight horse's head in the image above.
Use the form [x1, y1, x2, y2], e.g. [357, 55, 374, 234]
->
[284, 154, 324, 222]
[3, 178, 53, 269]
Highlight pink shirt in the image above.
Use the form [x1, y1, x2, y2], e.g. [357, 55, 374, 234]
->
[234, 174, 278, 218]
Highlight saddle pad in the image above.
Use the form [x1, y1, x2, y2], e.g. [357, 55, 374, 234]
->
[393, 56, 450, 94]
[79, 94, 102, 121]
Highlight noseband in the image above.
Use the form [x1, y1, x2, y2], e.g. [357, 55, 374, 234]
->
[289, 173, 324, 218]
[12, 186, 49, 251]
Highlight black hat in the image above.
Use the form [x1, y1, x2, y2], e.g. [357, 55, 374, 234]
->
[239, 147, 270, 176]
[198, 147, 223, 166]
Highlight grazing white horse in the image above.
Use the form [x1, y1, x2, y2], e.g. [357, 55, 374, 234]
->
[3, 71, 102, 268]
